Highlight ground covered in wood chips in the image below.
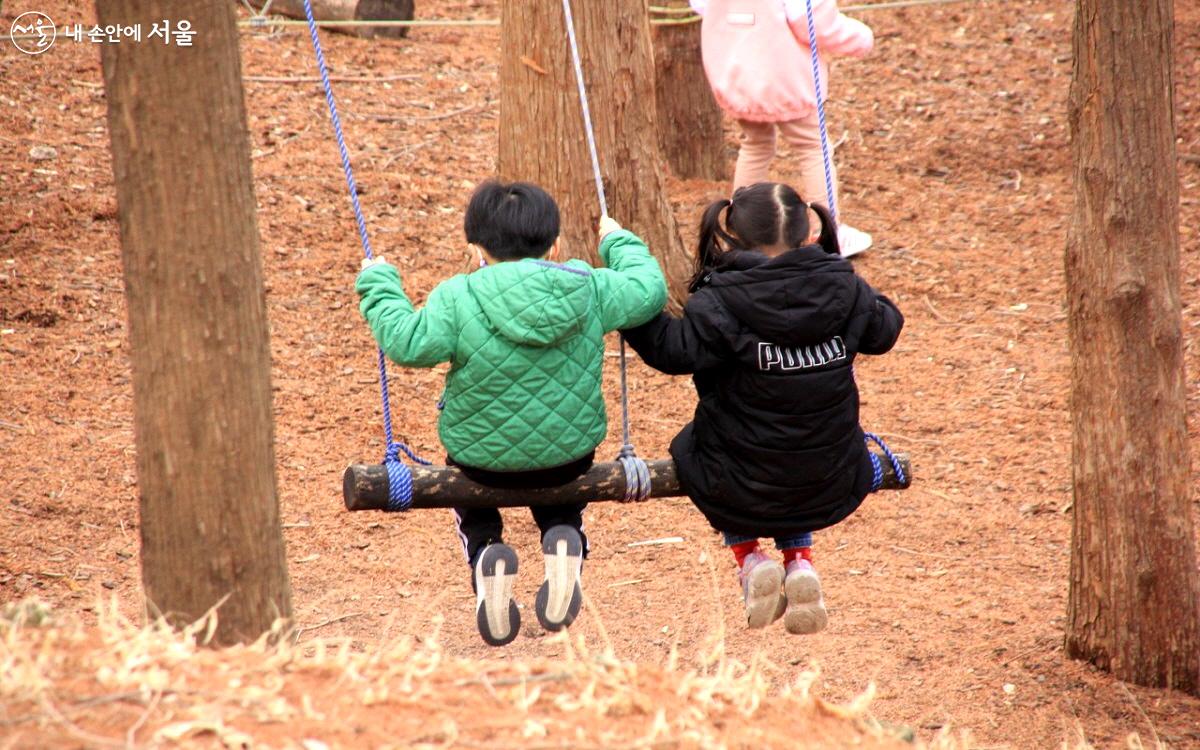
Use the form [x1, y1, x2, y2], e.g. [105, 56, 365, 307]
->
[2, 599, 931, 749]
[2, 0, 1200, 747]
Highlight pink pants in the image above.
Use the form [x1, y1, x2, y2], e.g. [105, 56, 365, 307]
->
[732, 116, 839, 212]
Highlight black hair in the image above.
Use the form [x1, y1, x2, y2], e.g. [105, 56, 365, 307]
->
[691, 182, 839, 291]
[464, 180, 561, 260]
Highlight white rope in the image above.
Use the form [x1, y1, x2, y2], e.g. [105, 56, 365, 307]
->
[560, 0, 608, 219]
[560, 0, 649, 502]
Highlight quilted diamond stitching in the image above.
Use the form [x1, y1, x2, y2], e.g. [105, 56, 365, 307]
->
[437, 266, 611, 469]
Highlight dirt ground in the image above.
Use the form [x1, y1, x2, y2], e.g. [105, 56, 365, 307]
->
[2, 0, 1200, 747]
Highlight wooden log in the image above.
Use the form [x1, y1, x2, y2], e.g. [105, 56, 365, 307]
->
[264, 0, 415, 39]
[343, 453, 912, 511]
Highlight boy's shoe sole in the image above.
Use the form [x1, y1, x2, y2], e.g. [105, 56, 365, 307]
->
[535, 525, 583, 632]
[474, 544, 520, 647]
[784, 564, 828, 635]
[743, 559, 786, 629]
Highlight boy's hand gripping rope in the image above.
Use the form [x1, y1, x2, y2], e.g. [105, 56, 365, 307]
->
[301, 0, 430, 512]
[561, 0, 650, 503]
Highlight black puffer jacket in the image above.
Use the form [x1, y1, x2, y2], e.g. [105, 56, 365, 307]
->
[623, 245, 903, 538]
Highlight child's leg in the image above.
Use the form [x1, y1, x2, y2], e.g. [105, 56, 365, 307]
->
[724, 532, 786, 629]
[778, 116, 871, 256]
[732, 120, 778, 191]
[530, 502, 588, 555]
[724, 532, 760, 565]
[456, 506, 520, 647]
[774, 532, 827, 635]
[453, 507, 505, 568]
[531, 503, 587, 631]
[777, 115, 839, 210]
[774, 532, 814, 564]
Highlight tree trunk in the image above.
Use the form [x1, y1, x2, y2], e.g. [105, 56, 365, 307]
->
[262, 0, 414, 39]
[652, 11, 728, 181]
[1063, 0, 1199, 693]
[498, 0, 691, 310]
[98, 0, 293, 646]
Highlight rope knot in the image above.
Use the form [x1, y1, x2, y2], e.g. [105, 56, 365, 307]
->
[382, 442, 432, 512]
[383, 456, 414, 512]
[864, 432, 907, 492]
[616, 446, 652, 503]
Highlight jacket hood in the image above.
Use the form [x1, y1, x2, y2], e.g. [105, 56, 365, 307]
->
[467, 259, 594, 347]
[708, 246, 857, 346]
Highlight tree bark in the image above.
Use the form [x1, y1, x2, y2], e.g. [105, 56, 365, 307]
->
[1064, 0, 1199, 693]
[652, 12, 728, 181]
[98, 0, 293, 646]
[498, 0, 692, 310]
[260, 0, 414, 39]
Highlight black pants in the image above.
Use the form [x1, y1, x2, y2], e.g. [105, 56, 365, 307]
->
[451, 452, 593, 567]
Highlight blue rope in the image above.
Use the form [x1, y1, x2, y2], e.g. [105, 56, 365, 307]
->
[301, 0, 375, 262]
[301, 0, 427, 510]
[864, 432, 906, 491]
[384, 442, 432, 512]
[385, 456, 415, 512]
[802, 5, 907, 493]
[802, 0, 838, 221]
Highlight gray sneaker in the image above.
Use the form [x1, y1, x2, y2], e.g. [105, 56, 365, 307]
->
[783, 558, 828, 635]
[474, 543, 520, 647]
[535, 525, 583, 631]
[739, 551, 786, 629]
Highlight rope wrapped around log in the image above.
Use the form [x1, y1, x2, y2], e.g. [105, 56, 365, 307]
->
[343, 453, 912, 511]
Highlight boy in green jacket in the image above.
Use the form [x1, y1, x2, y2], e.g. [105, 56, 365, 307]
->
[356, 180, 667, 646]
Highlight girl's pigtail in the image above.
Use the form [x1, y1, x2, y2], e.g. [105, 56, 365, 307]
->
[691, 198, 736, 292]
[809, 202, 841, 256]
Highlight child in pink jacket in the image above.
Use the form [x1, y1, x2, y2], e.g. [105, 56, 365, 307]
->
[690, 0, 875, 256]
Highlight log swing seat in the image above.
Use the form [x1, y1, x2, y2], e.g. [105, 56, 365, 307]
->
[300, 0, 913, 513]
[343, 448, 912, 512]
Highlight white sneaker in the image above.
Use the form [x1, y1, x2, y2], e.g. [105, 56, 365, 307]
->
[838, 224, 873, 258]
[535, 525, 584, 632]
[474, 543, 520, 646]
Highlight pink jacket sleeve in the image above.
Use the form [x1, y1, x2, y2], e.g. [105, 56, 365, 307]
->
[788, 0, 874, 58]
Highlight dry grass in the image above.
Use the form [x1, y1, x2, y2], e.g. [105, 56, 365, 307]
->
[0, 598, 1155, 749]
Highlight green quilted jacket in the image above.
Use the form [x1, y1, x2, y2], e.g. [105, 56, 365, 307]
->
[355, 230, 667, 471]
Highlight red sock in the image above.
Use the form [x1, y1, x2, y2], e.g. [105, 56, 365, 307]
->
[781, 547, 813, 565]
[729, 540, 761, 567]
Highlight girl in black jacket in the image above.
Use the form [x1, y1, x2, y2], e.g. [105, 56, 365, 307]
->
[623, 182, 903, 635]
